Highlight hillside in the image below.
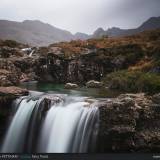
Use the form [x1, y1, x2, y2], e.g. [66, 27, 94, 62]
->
[0, 20, 74, 46]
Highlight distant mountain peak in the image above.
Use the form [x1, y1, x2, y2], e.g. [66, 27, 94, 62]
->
[93, 27, 106, 38]
[93, 16, 160, 38]
[93, 27, 105, 33]
[139, 16, 160, 30]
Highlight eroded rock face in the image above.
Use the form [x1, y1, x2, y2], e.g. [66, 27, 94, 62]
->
[0, 42, 145, 85]
[34, 52, 104, 84]
[34, 45, 143, 84]
[0, 59, 21, 86]
[98, 93, 160, 152]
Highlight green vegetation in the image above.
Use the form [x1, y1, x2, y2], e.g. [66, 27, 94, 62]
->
[103, 70, 160, 94]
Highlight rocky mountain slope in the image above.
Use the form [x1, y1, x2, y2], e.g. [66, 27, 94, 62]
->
[0, 20, 74, 46]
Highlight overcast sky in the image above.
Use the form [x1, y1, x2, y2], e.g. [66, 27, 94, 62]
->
[0, 0, 160, 34]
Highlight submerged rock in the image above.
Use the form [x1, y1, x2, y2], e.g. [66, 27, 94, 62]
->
[64, 83, 79, 89]
[86, 80, 103, 88]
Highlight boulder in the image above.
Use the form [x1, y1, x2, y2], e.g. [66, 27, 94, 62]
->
[0, 86, 28, 97]
[98, 93, 160, 152]
[35, 94, 64, 113]
[86, 80, 103, 88]
[64, 83, 79, 89]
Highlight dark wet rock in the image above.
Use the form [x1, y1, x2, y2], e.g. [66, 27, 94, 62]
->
[98, 93, 160, 152]
[34, 52, 104, 84]
[64, 83, 79, 89]
[42, 94, 63, 105]
[33, 95, 64, 116]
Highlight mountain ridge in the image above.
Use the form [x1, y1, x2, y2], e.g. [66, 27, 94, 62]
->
[0, 16, 160, 46]
[96, 16, 160, 38]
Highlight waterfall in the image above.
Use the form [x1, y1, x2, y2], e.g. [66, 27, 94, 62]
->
[1, 98, 38, 153]
[1, 93, 99, 153]
[29, 50, 34, 57]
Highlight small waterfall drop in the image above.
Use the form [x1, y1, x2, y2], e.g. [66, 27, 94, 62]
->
[29, 50, 34, 57]
[1, 93, 99, 153]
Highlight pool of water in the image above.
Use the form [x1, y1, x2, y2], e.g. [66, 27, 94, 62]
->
[19, 81, 121, 98]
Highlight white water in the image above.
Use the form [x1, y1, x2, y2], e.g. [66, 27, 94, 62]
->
[1, 94, 99, 153]
[29, 50, 34, 57]
[1, 99, 37, 153]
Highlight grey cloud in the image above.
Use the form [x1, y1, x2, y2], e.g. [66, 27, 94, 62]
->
[0, 0, 159, 34]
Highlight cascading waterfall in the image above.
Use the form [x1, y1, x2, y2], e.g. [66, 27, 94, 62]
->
[1, 92, 99, 153]
[29, 50, 34, 57]
[1, 98, 38, 153]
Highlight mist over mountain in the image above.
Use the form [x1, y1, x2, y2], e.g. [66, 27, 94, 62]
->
[0, 16, 160, 46]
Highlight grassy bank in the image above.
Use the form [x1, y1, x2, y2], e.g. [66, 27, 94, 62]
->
[103, 70, 160, 94]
